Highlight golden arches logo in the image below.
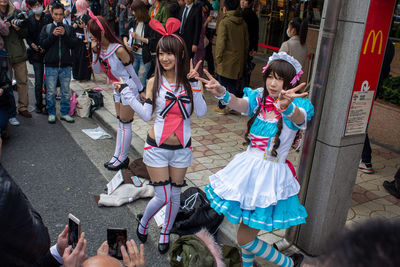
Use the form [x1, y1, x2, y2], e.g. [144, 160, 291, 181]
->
[363, 30, 383, 55]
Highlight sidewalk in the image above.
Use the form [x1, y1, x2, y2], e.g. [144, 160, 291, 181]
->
[67, 66, 400, 265]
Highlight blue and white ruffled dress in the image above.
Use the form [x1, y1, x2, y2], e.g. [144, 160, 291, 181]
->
[205, 87, 314, 231]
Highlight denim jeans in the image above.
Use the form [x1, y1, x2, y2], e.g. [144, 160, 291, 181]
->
[45, 66, 71, 116]
[133, 53, 151, 88]
[7, 90, 17, 118]
[362, 134, 372, 163]
[119, 20, 125, 38]
[33, 62, 45, 109]
[0, 108, 8, 131]
[218, 75, 238, 109]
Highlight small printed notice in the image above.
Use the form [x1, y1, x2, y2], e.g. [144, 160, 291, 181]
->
[345, 91, 375, 136]
[107, 170, 124, 195]
[154, 206, 166, 228]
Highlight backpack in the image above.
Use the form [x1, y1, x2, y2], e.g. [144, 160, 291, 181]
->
[85, 89, 104, 117]
[170, 187, 224, 236]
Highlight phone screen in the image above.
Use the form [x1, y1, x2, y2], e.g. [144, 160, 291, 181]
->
[68, 215, 81, 249]
[107, 228, 127, 260]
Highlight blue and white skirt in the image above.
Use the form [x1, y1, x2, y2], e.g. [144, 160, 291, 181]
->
[205, 148, 307, 231]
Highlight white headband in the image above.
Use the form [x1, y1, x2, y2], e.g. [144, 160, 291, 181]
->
[262, 52, 303, 86]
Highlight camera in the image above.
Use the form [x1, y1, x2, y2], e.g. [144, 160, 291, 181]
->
[5, 10, 27, 28]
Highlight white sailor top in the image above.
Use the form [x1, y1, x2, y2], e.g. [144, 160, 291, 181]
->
[92, 43, 143, 97]
[120, 76, 207, 147]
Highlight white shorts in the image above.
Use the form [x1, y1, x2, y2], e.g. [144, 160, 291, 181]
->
[143, 143, 193, 168]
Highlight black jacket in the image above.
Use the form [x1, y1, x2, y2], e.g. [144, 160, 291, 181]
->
[39, 23, 80, 67]
[178, 3, 202, 57]
[242, 8, 259, 52]
[122, 19, 161, 64]
[0, 50, 11, 110]
[26, 13, 51, 63]
[0, 164, 52, 266]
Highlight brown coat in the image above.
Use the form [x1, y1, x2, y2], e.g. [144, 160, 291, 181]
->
[280, 35, 308, 68]
[215, 10, 249, 80]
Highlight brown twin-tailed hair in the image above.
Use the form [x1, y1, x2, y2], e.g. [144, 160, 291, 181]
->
[244, 60, 297, 157]
[152, 35, 194, 115]
[88, 16, 134, 64]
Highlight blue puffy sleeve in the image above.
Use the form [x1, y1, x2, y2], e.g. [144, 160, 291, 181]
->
[283, 97, 314, 130]
[243, 87, 263, 117]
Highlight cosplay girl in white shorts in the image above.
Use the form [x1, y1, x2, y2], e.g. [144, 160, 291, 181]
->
[117, 17, 207, 255]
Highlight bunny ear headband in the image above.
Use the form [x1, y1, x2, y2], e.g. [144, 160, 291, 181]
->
[149, 18, 183, 45]
[262, 52, 304, 86]
[87, 8, 105, 32]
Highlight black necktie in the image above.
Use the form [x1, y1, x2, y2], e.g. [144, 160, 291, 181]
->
[180, 6, 188, 34]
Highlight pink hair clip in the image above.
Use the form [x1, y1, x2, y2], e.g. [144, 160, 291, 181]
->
[149, 18, 183, 45]
[87, 8, 105, 32]
[262, 64, 269, 73]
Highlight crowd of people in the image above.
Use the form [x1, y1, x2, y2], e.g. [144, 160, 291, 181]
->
[0, 0, 398, 266]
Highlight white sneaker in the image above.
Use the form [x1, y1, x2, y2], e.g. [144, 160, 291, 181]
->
[9, 117, 20, 126]
[359, 161, 375, 174]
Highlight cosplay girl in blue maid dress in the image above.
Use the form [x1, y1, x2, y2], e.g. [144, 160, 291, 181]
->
[197, 52, 314, 267]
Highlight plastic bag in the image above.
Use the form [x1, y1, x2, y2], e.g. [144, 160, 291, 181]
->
[76, 93, 92, 118]
[69, 92, 78, 116]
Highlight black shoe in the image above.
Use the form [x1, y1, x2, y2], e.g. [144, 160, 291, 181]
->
[104, 156, 118, 168]
[158, 234, 170, 254]
[290, 253, 304, 267]
[107, 157, 129, 171]
[136, 214, 148, 243]
[383, 180, 400, 199]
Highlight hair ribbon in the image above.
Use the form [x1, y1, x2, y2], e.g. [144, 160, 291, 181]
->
[87, 8, 105, 32]
[149, 18, 184, 45]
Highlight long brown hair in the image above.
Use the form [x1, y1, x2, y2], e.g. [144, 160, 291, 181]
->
[88, 16, 134, 63]
[152, 35, 193, 115]
[131, 0, 150, 23]
[244, 60, 297, 157]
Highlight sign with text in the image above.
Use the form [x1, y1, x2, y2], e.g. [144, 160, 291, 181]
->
[344, 0, 396, 136]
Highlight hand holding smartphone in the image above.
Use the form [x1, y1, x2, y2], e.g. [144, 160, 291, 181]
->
[107, 228, 127, 260]
[68, 213, 81, 249]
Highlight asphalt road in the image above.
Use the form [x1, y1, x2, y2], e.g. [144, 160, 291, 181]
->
[1, 88, 170, 266]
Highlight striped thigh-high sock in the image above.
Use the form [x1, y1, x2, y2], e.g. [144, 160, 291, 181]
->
[241, 248, 255, 267]
[111, 120, 132, 167]
[159, 184, 181, 244]
[240, 237, 294, 267]
[138, 184, 171, 235]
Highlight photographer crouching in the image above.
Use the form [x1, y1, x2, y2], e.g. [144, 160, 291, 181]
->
[0, 0, 32, 119]
[39, 1, 79, 124]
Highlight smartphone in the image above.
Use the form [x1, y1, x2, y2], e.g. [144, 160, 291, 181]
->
[107, 228, 127, 260]
[68, 213, 81, 249]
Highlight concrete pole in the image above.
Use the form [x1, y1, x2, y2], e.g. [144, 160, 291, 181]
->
[295, 0, 372, 255]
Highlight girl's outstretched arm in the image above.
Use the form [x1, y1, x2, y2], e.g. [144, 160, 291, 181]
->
[196, 69, 249, 114]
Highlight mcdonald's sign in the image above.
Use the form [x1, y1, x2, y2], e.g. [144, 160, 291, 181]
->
[363, 30, 383, 55]
[345, 0, 395, 136]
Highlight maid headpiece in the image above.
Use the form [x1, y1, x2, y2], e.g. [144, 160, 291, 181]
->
[262, 52, 303, 86]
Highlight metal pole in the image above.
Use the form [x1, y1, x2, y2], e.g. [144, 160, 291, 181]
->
[274, 0, 343, 251]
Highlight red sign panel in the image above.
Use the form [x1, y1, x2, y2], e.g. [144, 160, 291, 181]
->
[345, 0, 396, 136]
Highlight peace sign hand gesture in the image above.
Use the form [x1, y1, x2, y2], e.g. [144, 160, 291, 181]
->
[279, 82, 308, 108]
[196, 69, 226, 97]
[187, 59, 202, 80]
